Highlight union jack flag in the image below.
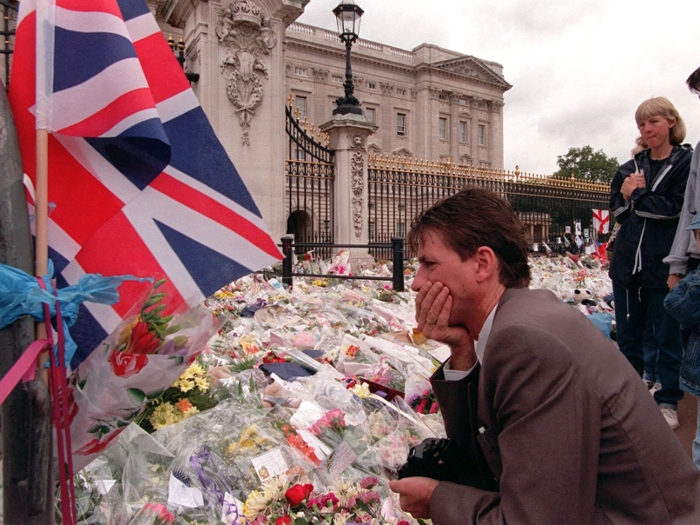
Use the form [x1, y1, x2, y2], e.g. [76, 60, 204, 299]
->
[8, 0, 282, 367]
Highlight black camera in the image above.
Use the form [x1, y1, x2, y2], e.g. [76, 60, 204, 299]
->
[397, 438, 486, 488]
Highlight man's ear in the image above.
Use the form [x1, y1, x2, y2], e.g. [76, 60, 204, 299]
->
[473, 246, 498, 283]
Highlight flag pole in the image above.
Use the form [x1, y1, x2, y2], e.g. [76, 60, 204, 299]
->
[36, 129, 49, 370]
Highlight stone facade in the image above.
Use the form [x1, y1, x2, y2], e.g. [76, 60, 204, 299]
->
[284, 21, 511, 168]
[1, 0, 511, 242]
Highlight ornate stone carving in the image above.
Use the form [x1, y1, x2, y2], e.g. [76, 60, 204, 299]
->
[218, 1, 277, 146]
[429, 87, 442, 99]
[489, 100, 503, 113]
[350, 137, 365, 238]
[312, 68, 329, 82]
[380, 82, 394, 94]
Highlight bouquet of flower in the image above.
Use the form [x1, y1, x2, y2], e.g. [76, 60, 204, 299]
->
[242, 475, 411, 525]
[67, 279, 224, 471]
[408, 389, 439, 415]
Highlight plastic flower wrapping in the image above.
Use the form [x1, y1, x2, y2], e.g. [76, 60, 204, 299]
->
[53, 251, 614, 523]
[66, 280, 225, 472]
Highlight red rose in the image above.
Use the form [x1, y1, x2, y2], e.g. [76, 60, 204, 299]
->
[285, 483, 313, 506]
[275, 516, 292, 525]
[75, 428, 123, 456]
[109, 349, 149, 379]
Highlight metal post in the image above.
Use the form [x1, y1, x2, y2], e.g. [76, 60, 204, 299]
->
[282, 236, 294, 289]
[391, 237, 404, 291]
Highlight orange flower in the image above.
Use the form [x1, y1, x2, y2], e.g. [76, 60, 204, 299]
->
[175, 398, 193, 413]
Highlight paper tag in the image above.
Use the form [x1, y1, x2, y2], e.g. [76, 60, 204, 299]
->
[251, 448, 288, 481]
[168, 473, 204, 508]
[222, 493, 246, 525]
[322, 441, 357, 478]
[94, 479, 116, 495]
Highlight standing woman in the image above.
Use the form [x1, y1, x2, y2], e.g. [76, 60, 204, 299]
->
[609, 97, 692, 429]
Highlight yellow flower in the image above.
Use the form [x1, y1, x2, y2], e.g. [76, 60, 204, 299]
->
[149, 402, 182, 430]
[178, 379, 195, 393]
[351, 382, 371, 399]
[195, 377, 210, 392]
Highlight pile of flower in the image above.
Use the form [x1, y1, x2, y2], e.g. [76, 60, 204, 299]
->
[54, 251, 615, 524]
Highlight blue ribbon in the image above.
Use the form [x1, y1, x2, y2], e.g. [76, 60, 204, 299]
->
[0, 260, 151, 364]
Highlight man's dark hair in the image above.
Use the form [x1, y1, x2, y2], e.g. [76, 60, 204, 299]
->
[687, 66, 700, 94]
[407, 186, 531, 288]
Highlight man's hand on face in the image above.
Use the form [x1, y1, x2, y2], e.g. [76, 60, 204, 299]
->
[415, 281, 476, 370]
[389, 477, 438, 519]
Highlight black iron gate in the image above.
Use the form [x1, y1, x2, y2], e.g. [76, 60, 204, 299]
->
[285, 99, 335, 258]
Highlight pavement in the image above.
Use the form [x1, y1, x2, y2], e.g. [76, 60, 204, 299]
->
[675, 393, 697, 458]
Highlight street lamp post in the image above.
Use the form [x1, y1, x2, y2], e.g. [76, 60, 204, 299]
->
[332, 0, 363, 116]
[168, 35, 200, 84]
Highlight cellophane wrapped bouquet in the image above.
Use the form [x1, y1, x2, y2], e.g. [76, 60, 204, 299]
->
[67, 279, 224, 472]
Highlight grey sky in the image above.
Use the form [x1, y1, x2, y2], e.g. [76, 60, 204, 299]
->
[297, 0, 700, 175]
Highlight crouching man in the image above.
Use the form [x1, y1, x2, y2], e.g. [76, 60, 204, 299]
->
[390, 187, 700, 524]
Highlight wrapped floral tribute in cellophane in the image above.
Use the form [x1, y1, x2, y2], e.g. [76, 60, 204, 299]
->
[70, 378, 427, 524]
[67, 279, 225, 472]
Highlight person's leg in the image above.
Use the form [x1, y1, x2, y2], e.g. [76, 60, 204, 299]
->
[649, 288, 684, 408]
[613, 281, 645, 376]
[694, 396, 700, 470]
[642, 315, 659, 386]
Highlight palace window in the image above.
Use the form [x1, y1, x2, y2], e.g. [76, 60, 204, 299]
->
[332, 75, 343, 83]
[396, 88, 406, 95]
[397, 222, 405, 238]
[459, 121, 468, 143]
[295, 95, 307, 119]
[439, 117, 448, 140]
[397, 113, 406, 136]
[478, 124, 486, 146]
[438, 92, 448, 100]
[366, 81, 376, 89]
[366, 107, 376, 124]
[294, 67, 308, 77]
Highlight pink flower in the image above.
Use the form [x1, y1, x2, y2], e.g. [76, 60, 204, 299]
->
[429, 401, 440, 414]
[359, 476, 379, 490]
[142, 503, 175, 525]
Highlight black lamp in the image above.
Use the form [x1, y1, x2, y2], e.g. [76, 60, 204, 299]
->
[168, 34, 200, 84]
[332, 0, 364, 116]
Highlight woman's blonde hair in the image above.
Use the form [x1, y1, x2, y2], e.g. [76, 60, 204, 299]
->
[635, 96, 686, 146]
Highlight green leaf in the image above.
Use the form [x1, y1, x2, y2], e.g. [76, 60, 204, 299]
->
[146, 388, 165, 400]
[293, 518, 309, 525]
[116, 420, 130, 428]
[152, 278, 167, 290]
[87, 424, 103, 435]
[126, 388, 146, 405]
[78, 378, 87, 390]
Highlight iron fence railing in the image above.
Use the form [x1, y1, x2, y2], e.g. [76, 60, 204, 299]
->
[368, 155, 611, 257]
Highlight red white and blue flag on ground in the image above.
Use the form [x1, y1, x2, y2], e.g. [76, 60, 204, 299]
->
[8, 0, 283, 367]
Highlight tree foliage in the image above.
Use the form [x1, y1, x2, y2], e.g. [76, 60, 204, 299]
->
[553, 145, 619, 184]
